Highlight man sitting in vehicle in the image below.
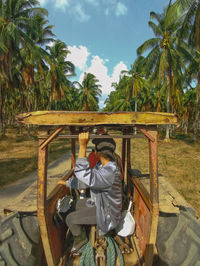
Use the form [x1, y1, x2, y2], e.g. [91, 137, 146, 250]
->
[58, 132, 122, 253]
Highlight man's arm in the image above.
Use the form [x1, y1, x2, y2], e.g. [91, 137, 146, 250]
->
[78, 132, 89, 158]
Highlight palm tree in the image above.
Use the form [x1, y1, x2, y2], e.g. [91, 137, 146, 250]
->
[0, 0, 51, 134]
[182, 45, 200, 138]
[68, 83, 80, 110]
[46, 40, 75, 109]
[122, 56, 147, 112]
[104, 91, 118, 111]
[137, 9, 182, 140]
[104, 76, 135, 111]
[20, 12, 55, 113]
[0, 0, 50, 81]
[167, 0, 200, 140]
[76, 73, 102, 111]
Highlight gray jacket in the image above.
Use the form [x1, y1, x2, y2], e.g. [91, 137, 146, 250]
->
[73, 157, 122, 235]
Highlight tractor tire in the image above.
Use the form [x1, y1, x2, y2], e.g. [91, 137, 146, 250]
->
[0, 211, 45, 266]
[156, 207, 200, 266]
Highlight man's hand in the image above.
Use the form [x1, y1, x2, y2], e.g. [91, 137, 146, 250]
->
[79, 132, 89, 146]
[58, 180, 66, 186]
[78, 132, 89, 158]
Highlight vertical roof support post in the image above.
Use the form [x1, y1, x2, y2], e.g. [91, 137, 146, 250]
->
[126, 129, 132, 199]
[148, 127, 159, 205]
[37, 126, 55, 266]
[70, 126, 76, 168]
[144, 126, 159, 266]
[121, 129, 127, 186]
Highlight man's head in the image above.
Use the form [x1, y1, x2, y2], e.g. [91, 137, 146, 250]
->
[92, 135, 116, 160]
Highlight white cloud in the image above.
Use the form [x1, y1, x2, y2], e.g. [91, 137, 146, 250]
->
[55, 0, 69, 10]
[85, 0, 99, 6]
[79, 56, 110, 94]
[38, 0, 48, 6]
[111, 61, 128, 83]
[115, 2, 128, 16]
[67, 45, 90, 71]
[79, 55, 128, 95]
[74, 4, 90, 22]
[38, 0, 128, 20]
[39, 0, 69, 9]
[104, 1, 128, 17]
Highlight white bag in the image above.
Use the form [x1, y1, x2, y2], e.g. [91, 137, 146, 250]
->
[115, 201, 135, 237]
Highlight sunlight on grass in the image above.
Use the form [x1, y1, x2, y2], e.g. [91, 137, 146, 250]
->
[129, 136, 200, 217]
[0, 128, 70, 187]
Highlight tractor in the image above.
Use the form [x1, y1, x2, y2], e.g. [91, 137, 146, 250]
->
[0, 111, 200, 266]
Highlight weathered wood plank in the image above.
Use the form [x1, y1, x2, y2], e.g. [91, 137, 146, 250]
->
[16, 111, 178, 126]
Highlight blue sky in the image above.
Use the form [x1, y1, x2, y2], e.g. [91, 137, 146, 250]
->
[39, 0, 170, 107]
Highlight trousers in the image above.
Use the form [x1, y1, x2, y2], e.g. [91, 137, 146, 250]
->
[65, 198, 96, 236]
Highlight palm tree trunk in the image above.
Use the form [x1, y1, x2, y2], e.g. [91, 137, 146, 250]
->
[135, 98, 138, 112]
[84, 101, 89, 111]
[84, 88, 89, 111]
[0, 86, 6, 136]
[27, 86, 31, 137]
[134, 98, 138, 134]
[49, 91, 52, 110]
[165, 71, 171, 141]
[193, 72, 200, 141]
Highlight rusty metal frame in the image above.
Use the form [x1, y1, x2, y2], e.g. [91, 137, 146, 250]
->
[37, 126, 54, 265]
[16, 112, 176, 266]
[70, 127, 76, 168]
[40, 125, 65, 150]
[121, 137, 126, 174]
[41, 134, 145, 139]
[144, 127, 159, 266]
[37, 125, 72, 265]
[126, 130, 132, 199]
[134, 126, 159, 265]
[37, 124, 159, 266]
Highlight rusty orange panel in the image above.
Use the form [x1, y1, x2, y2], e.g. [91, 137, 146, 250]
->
[134, 188, 151, 255]
[45, 186, 69, 263]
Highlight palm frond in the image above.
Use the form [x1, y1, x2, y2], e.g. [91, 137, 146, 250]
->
[137, 38, 160, 55]
[150, 11, 164, 23]
[194, 1, 200, 49]
[144, 46, 160, 77]
[148, 21, 162, 37]
[166, 0, 193, 26]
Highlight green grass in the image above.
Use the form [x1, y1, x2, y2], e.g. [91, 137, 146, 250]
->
[0, 127, 70, 187]
[129, 136, 200, 218]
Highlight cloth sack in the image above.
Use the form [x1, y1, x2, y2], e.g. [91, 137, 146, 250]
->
[115, 201, 135, 237]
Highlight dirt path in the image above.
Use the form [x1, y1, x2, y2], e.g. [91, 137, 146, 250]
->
[0, 151, 72, 216]
[0, 145, 95, 217]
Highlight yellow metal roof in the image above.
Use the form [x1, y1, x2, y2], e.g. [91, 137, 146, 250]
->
[16, 111, 178, 126]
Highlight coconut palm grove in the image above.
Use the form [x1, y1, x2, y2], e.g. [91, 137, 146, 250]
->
[0, 0, 200, 140]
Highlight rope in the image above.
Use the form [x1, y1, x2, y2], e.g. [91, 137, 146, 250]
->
[79, 240, 96, 266]
[79, 243, 87, 266]
[105, 236, 124, 266]
[105, 236, 116, 266]
[111, 237, 124, 266]
[79, 236, 124, 266]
